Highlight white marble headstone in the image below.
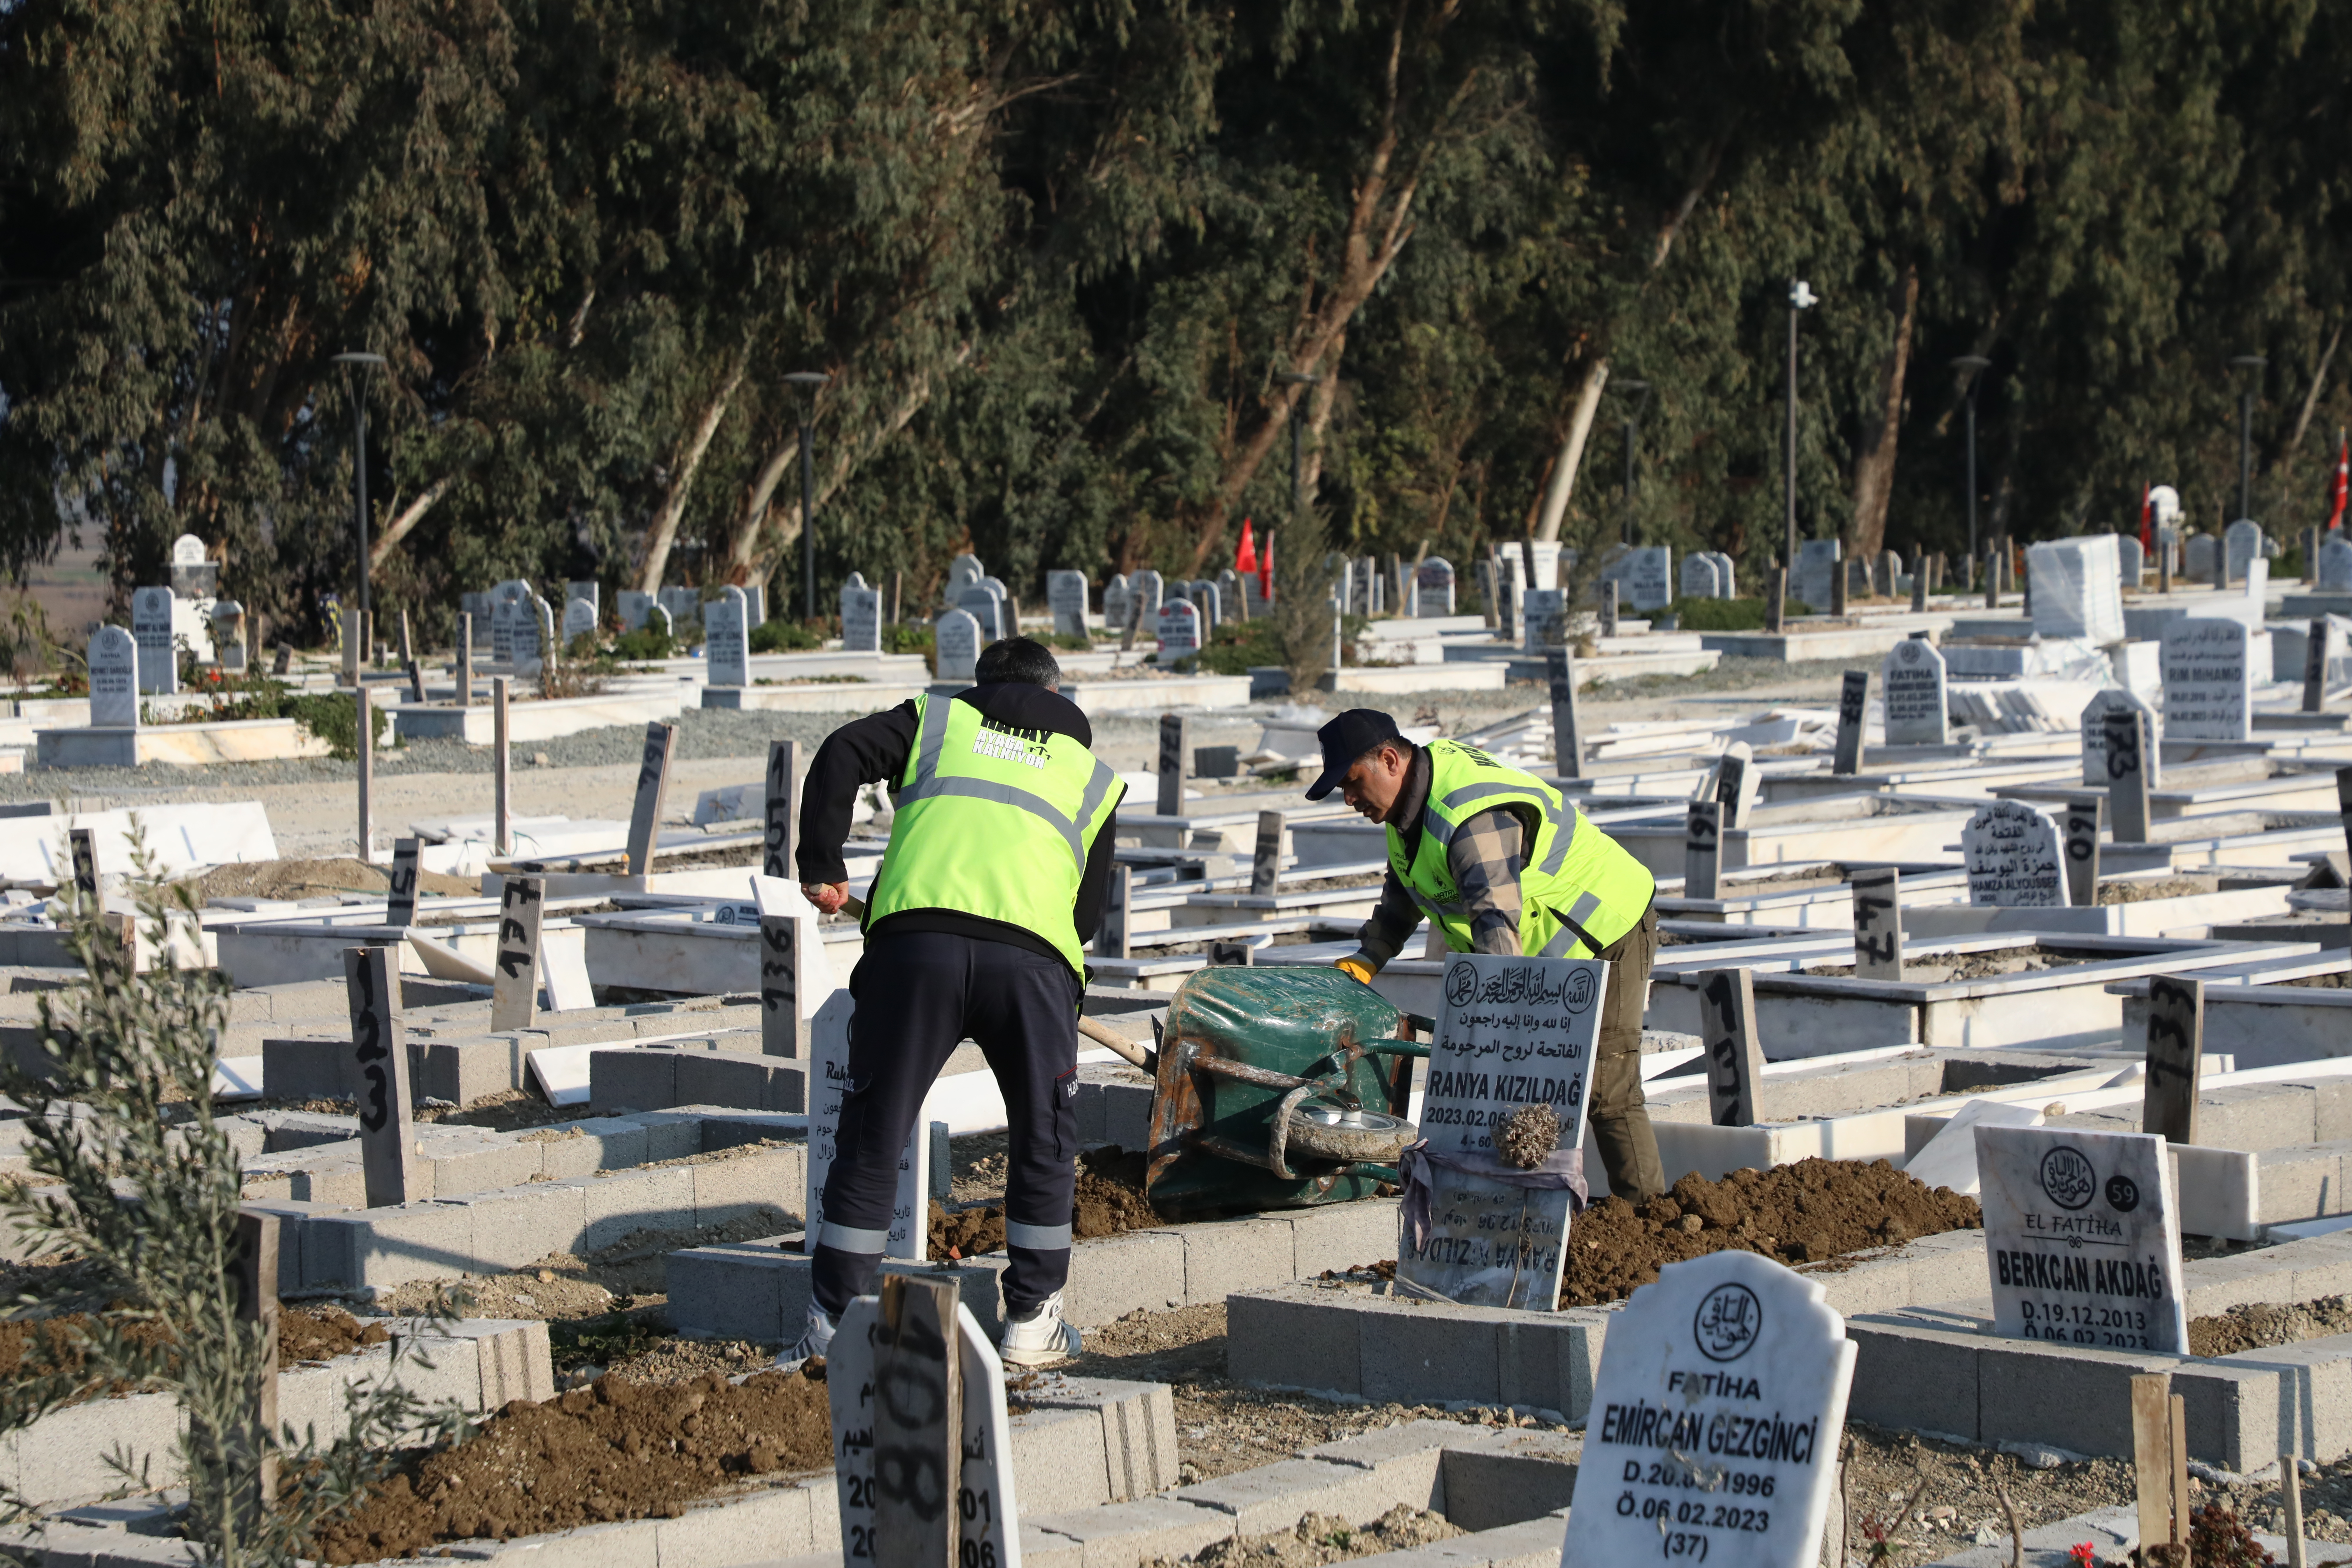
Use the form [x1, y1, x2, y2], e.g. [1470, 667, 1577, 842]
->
[1521, 589, 1565, 651]
[509, 605, 542, 675]
[945, 553, 986, 606]
[2160, 618, 2252, 741]
[617, 590, 654, 632]
[490, 598, 517, 665]
[1129, 569, 1164, 625]
[1607, 546, 1673, 611]
[561, 597, 597, 641]
[2079, 687, 2162, 788]
[1048, 570, 1089, 637]
[657, 586, 701, 628]
[2026, 534, 2124, 643]
[840, 586, 882, 652]
[805, 993, 924, 1260]
[1961, 799, 2069, 907]
[1708, 551, 1737, 598]
[1103, 573, 1132, 631]
[1396, 954, 1604, 1312]
[131, 586, 176, 693]
[1155, 600, 1203, 661]
[1975, 1123, 2186, 1354]
[1795, 539, 1840, 611]
[957, 586, 1004, 642]
[2116, 534, 2144, 586]
[88, 626, 139, 727]
[213, 601, 247, 672]
[1680, 554, 1723, 600]
[1561, 1248, 1854, 1568]
[934, 610, 982, 684]
[2225, 519, 2263, 585]
[1414, 557, 1456, 617]
[2321, 536, 2352, 591]
[2185, 534, 2218, 583]
[705, 587, 751, 686]
[1880, 636, 1948, 746]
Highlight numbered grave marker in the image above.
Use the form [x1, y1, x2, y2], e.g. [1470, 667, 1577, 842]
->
[1251, 811, 1283, 897]
[342, 944, 418, 1206]
[766, 740, 800, 881]
[1850, 868, 1903, 982]
[2142, 976, 2204, 1146]
[1698, 968, 1764, 1126]
[1546, 650, 1583, 779]
[1683, 800, 1720, 902]
[1156, 714, 1190, 817]
[386, 837, 421, 927]
[625, 721, 680, 876]
[2062, 797, 2102, 910]
[1976, 1123, 2187, 1355]
[1098, 866, 1132, 960]
[1832, 670, 1868, 775]
[2104, 708, 2153, 844]
[490, 875, 546, 1032]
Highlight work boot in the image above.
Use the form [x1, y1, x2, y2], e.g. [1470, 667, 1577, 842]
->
[998, 1291, 1082, 1367]
[775, 1304, 836, 1374]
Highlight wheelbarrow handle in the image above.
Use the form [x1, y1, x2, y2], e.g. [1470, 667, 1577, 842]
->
[1363, 1038, 1431, 1060]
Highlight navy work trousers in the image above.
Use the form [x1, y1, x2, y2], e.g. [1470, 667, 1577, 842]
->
[811, 929, 1082, 1320]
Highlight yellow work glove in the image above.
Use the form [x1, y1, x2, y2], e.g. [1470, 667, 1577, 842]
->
[1334, 955, 1377, 986]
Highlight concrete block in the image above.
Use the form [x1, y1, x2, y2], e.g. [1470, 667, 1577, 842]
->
[2314, 1081, 2352, 1144]
[1178, 1457, 1406, 1535]
[623, 1110, 705, 1162]
[421, 1134, 544, 1199]
[590, 1049, 678, 1115]
[674, 1052, 779, 1112]
[1021, 1377, 1180, 1502]
[1007, 1406, 1114, 1516]
[414, 1036, 529, 1105]
[434, 1181, 591, 1273]
[1439, 1435, 1582, 1531]
[1018, 1523, 1085, 1568]
[2214, 1330, 2352, 1461]
[772, 1251, 1006, 1342]
[649, 1481, 821, 1568]
[1497, 1311, 1607, 1423]
[429, 1318, 556, 1408]
[692, 1111, 809, 1152]
[1228, 1286, 1364, 1402]
[1346, 1515, 1568, 1567]
[257, 1110, 358, 1151]
[665, 1239, 791, 1342]
[2197, 1085, 2317, 1152]
[1163, 1216, 1294, 1305]
[1289, 1200, 1401, 1278]
[237, 1198, 328, 1288]
[9, 1392, 184, 1505]
[1360, 1295, 1515, 1410]
[692, 1145, 804, 1230]
[523, 1118, 651, 1179]
[290, 1161, 367, 1208]
[383, 1329, 489, 1413]
[277, 1344, 393, 1439]
[1846, 1316, 1983, 1442]
[2182, 1251, 2300, 1318]
[304, 1203, 478, 1288]
[1977, 1337, 2176, 1458]
[260, 1037, 352, 1103]
[469, 1518, 660, 1568]
[1309, 1419, 1504, 1512]
[576, 1164, 696, 1251]
[2285, 1235, 2352, 1302]
[1064, 1231, 1188, 1324]
[2258, 1144, 2347, 1223]
[2174, 1359, 2284, 1472]
[1024, 1496, 1233, 1568]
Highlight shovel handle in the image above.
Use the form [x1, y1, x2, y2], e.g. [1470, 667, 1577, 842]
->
[1077, 1014, 1156, 1073]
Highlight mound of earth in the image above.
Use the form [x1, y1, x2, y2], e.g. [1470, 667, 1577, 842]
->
[2189, 1294, 2352, 1358]
[932, 1145, 1161, 1259]
[188, 857, 477, 902]
[0, 1304, 385, 1397]
[1559, 1158, 1981, 1308]
[310, 1368, 832, 1562]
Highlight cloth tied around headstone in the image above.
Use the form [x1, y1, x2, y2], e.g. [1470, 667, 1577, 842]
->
[1396, 1140, 1588, 1252]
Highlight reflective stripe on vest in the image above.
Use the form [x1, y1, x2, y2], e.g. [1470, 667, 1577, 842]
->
[1390, 740, 1652, 960]
[864, 694, 1125, 976]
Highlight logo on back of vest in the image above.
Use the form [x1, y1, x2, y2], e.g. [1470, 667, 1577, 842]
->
[972, 721, 1050, 769]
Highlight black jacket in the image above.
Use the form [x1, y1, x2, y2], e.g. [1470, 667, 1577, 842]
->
[796, 683, 1119, 966]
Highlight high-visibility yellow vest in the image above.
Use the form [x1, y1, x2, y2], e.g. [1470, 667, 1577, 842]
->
[863, 694, 1126, 977]
[1388, 739, 1654, 959]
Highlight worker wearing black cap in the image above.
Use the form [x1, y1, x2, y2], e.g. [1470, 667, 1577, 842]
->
[1304, 708, 1664, 1200]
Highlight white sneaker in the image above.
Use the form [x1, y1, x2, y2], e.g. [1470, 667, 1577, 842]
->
[775, 1304, 836, 1373]
[999, 1291, 1082, 1367]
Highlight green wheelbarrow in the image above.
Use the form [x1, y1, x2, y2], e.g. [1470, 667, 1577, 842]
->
[1079, 966, 1428, 1222]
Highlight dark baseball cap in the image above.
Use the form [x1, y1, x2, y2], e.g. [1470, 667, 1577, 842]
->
[1305, 709, 1407, 801]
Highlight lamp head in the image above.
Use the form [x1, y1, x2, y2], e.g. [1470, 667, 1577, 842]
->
[784, 372, 832, 388]
[1788, 280, 1818, 310]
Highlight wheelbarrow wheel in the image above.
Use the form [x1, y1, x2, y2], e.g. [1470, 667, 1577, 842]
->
[1285, 1104, 1416, 1164]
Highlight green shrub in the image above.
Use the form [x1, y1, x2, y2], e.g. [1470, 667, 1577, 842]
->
[750, 618, 823, 653]
[1197, 616, 1282, 675]
[611, 627, 673, 660]
[286, 691, 391, 760]
[1667, 596, 1801, 631]
[884, 623, 933, 656]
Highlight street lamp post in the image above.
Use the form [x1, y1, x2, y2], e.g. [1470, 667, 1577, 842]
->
[1952, 356, 1993, 565]
[1275, 371, 1322, 518]
[332, 353, 387, 622]
[1614, 379, 1651, 546]
[1785, 281, 1818, 570]
[784, 372, 831, 621]
[2231, 355, 2268, 521]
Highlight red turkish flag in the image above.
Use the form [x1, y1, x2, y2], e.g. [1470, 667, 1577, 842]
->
[2139, 483, 2153, 555]
[2327, 431, 2348, 534]
[1235, 518, 1258, 575]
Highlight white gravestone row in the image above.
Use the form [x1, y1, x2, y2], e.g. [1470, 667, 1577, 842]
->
[1415, 558, 1456, 617]
[1561, 1248, 1855, 1568]
[934, 610, 982, 684]
[2026, 533, 2124, 644]
[1603, 546, 1673, 611]
[1048, 570, 1089, 637]
[705, 587, 751, 686]
[2160, 618, 2253, 742]
[1794, 539, 1840, 611]
[2079, 688, 2162, 788]
[1879, 636, 1948, 746]
[1976, 1123, 2187, 1354]
[1155, 600, 1203, 662]
[168, 532, 219, 598]
[88, 625, 140, 727]
[2225, 519, 2264, 586]
[1396, 954, 1603, 1312]
[840, 580, 882, 652]
[1962, 798, 2069, 908]
[2321, 537, 2352, 591]
[131, 586, 177, 694]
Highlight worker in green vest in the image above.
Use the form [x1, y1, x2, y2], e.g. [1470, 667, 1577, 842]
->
[1305, 708, 1665, 1200]
[790, 636, 1126, 1370]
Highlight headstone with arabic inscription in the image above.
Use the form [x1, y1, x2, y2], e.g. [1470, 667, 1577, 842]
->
[705, 587, 750, 687]
[1962, 799, 2069, 908]
[1680, 554, 1724, 600]
[89, 626, 139, 727]
[1795, 539, 1840, 611]
[1396, 954, 1604, 1311]
[2321, 536, 2352, 591]
[934, 610, 981, 684]
[958, 586, 1004, 642]
[1156, 600, 1202, 662]
[840, 583, 882, 652]
[1880, 636, 1947, 746]
[1415, 558, 1455, 617]
[944, 553, 986, 607]
[2225, 519, 2264, 586]
[1975, 1122, 2186, 1355]
[132, 587, 177, 693]
[2160, 618, 2252, 741]
[2080, 687, 2161, 789]
[1048, 570, 1090, 637]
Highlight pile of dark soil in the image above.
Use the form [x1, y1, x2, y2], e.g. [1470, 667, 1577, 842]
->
[2189, 1294, 2352, 1358]
[310, 1368, 832, 1562]
[0, 1304, 384, 1393]
[187, 857, 477, 902]
[932, 1146, 1160, 1259]
[279, 1306, 391, 1364]
[1558, 1159, 1981, 1308]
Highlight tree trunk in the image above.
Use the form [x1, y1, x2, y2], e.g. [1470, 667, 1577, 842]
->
[2277, 321, 2344, 507]
[1534, 358, 1610, 542]
[1849, 262, 1920, 563]
[634, 352, 748, 594]
[369, 474, 456, 572]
